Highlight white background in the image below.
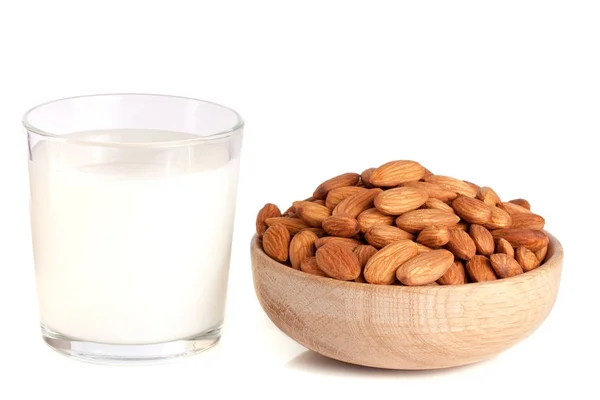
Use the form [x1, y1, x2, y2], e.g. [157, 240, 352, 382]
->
[1, 1, 599, 398]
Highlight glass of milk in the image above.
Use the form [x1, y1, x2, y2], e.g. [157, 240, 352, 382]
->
[23, 94, 243, 364]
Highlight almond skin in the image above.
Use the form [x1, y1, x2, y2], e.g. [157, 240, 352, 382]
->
[515, 247, 541, 272]
[466, 255, 497, 282]
[510, 213, 546, 230]
[300, 256, 328, 277]
[354, 244, 378, 268]
[313, 199, 327, 206]
[422, 198, 454, 212]
[452, 196, 492, 224]
[424, 175, 478, 198]
[396, 249, 454, 286]
[325, 186, 367, 209]
[365, 225, 415, 249]
[357, 208, 396, 233]
[313, 172, 360, 200]
[256, 203, 282, 236]
[508, 198, 531, 210]
[265, 217, 310, 235]
[293, 201, 332, 227]
[364, 240, 418, 284]
[370, 160, 426, 187]
[476, 187, 501, 207]
[333, 188, 383, 218]
[491, 228, 549, 251]
[484, 207, 513, 229]
[454, 221, 469, 231]
[314, 236, 363, 250]
[416, 243, 432, 254]
[322, 215, 360, 238]
[395, 209, 461, 233]
[535, 245, 549, 263]
[437, 260, 467, 285]
[469, 224, 495, 256]
[490, 253, 524, 278]
[446, 229, 477, 260]
[315, 244, 362, 280]
[495, 238, 515, 257]
[498, 201, 532, 215]
[289, 230, 318, 270]
[416, 226, 450, 248]
[360, 168, 375, 188]
[373, 187, 428, 215]
[299, 227, 327, 237]
[262, 224, 291, 262]
[402, 181, 458, 202]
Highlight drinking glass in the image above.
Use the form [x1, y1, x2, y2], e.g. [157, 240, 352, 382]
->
[23, 94, 243, 364]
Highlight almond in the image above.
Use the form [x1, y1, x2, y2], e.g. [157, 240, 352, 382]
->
[300, 256, 327, 277]
[364, 240, 418, 284]
[464, 180, 480, 191]
[265, 217, 310, 235]
[469, 224, 494, 256]
[289, 230, 318, 270]
[422, 198, 454, 212]
[365, 225, 415, 249]
[416, 243, 432, 254]
[299, 227, 327, 237]
[374, 187, 428, 215]
[282, 204, 297, 218]
[535, 245, 549, 263]
[357, 208, 396, 233]
[510, 213, 545, 230]
[491, 228, 549, 251]
[314, 236, 363, 250]
[484, 207, 513, 229]
[313, 172, 360, 200]
[354, 244, 378, 267]
[293, 201, 332, 227]
[395, 209, 461, 233]
[508, 198, 531, 210]
[325, 186, 367, 209]
[490, 253, 523, 278]
[476, 187, 501, 207]
[262, 224, 291, 262]
[515, 246, 541, 272]
[454, 221, 469, 231]
[402, 181, 458, 202]
[396, 249, 454, 286]
[465, 255, 497, 282]
[370, 160, 426, 187]
[322, 215, 360, 238]
[313, 199, 327, 206]
[498, 201, 532, 215]
[360, 168, 375, 188]
[424, 175, 478, 198]
[315, 244, 362, 280]
[495, 238, 515, 257]
[437, 260, 467, 285]
[333, 188, 383, 218]
[452, 196, 492, 224]
[446, 229, 477, 260]
[256, 203, 282, 236]
[416, 226, 450, 248]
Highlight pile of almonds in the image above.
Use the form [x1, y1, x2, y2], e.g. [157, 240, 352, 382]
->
[256, 160, 549, 286]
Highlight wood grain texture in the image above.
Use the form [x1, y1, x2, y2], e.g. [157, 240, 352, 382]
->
[251, 232, 563, 370]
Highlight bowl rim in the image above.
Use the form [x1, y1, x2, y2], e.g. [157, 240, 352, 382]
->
[251, 231, 563, 291]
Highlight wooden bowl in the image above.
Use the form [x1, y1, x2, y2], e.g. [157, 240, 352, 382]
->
[251, 233, 563, 370]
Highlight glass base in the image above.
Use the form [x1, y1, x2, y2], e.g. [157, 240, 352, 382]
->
[41, 323, 222, 365]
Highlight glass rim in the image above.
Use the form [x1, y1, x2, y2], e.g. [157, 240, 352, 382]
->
[22, 93, 245, 148]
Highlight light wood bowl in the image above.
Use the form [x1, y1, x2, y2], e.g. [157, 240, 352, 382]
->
[251, 233, 563, 370]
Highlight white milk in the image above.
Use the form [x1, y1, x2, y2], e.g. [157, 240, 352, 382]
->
[29, 130, 239, 344]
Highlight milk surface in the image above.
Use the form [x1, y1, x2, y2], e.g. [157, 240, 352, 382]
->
[29, 130, 239, 344]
